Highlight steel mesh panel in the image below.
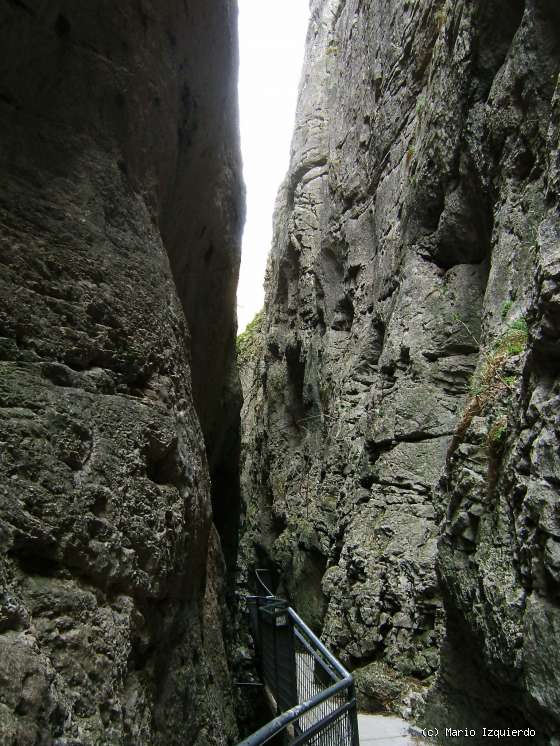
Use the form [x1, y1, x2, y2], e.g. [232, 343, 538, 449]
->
[295, 710, 353, 746]
[243, 596, 359, 746]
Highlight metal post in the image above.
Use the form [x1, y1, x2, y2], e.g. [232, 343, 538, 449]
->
[348, 682, 360, 746]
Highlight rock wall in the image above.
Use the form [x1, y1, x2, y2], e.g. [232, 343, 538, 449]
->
[240, 0, 560, 736]
[0, 1, 242, 744]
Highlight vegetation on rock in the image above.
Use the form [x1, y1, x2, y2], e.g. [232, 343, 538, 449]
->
[236, 309, 264, 364]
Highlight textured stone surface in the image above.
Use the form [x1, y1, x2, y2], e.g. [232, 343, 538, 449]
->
[240, 0, 560, 736]
[0, 1, 242, 744]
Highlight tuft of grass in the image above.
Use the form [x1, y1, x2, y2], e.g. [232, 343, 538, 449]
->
[469, 320, 528, 396]
[494, 318, 528, 357]
[503, 374, 518, 388]
[449, 319, 528, 462]
[488, 417, 507, 446]
[469, 348, 508, 398]
[501, 300, 513, 319]
[509, 318, 528, 333]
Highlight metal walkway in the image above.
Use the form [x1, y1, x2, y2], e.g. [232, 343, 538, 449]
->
[238, 577, 360, 746]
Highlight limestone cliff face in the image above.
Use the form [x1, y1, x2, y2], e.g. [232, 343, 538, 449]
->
[0, 2, 242, 744]
[240, 0, 560, 736]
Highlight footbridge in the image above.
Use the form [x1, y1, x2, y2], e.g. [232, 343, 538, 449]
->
[238, 573, 360, 746]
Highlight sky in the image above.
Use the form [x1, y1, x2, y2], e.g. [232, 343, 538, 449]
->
[236, 1, 310, 332]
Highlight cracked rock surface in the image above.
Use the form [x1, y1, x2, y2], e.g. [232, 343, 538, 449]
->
[240, 0, 560, 737]
[0, 1, 242, 744]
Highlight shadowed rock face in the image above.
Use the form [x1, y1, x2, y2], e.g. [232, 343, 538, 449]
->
[240, 0, 560, 738]
[0, 1, 242, 744]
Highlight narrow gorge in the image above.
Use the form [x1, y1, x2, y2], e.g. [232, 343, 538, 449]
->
[240, 0, 560, 742]
[0, 0, 559, 745]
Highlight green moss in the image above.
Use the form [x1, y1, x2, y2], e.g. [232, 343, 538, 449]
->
[297, 521, 318, 550]
[236, 309, 264, 363]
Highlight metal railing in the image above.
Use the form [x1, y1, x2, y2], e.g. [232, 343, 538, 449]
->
[238, 575, 360, 746]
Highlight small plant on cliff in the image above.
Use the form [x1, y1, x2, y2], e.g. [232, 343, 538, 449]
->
[469, 318, 528, 398]
[434, 7, 446, 31]
[449, 318, 529, 461]
[415, 93, 426, 116]
[236, 309, 264, 364]
[503, 374, 518, 387]
[500, 318, 528, 355]
[501, 300, 513, 319]
[405, 144, 415, 167]
[488, 416, 508, 447]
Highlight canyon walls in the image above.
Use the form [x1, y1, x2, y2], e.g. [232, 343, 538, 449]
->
[240, 0, 560, 739]
[0, 1, 242, 744]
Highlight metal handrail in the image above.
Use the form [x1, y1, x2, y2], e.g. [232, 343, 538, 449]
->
[239, 592, 360, 745]
[238, 677, 354, 746]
